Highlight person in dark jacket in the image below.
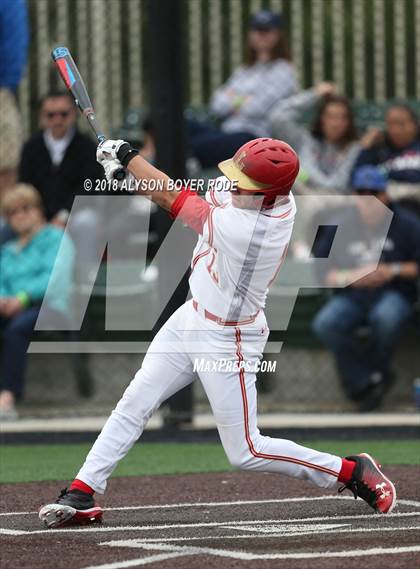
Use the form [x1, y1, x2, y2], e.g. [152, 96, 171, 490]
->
[312, 166, 420, 411]
[19, 91, 103, 266]
[354, 104, 420, 218]
[354, 104, 420, 184]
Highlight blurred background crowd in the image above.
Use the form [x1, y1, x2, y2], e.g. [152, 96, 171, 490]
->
[0, 0, 419, 422]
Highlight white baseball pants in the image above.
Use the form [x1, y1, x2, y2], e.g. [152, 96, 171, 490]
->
[76, 300, 342, 493]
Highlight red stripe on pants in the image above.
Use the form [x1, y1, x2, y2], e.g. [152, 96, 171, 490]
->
[234, 328, 339, 479]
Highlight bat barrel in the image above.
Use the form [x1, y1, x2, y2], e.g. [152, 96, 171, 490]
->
[51, 45, 106, 143]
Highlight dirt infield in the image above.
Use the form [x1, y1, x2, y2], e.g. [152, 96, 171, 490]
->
[1, 467, 419, 569]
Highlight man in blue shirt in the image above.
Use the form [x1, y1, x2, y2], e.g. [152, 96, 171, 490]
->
[312, 166, 420, 411]
[0, 0, 28, 92]
[0, 184, 74, 420]
[0, 0, 28, 193]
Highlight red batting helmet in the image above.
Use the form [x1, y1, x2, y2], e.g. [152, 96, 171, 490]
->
[218, 138, 299, 197]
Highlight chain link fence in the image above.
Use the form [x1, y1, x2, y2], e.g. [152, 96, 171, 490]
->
[20, 0, 420, 137]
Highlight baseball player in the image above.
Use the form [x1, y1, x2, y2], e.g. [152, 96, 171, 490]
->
[39, 138, 396, 528]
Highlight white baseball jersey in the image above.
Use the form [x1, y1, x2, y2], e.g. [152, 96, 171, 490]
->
[172, 177, 296, 322]
[76, 176, 343, 496]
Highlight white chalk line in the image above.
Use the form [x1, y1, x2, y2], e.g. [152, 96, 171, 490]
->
[97, 524, 420, 545]
[0, 527, 33, 536]
[83, 542, 420, 567]
[82, 551, 194, 569]
[0, 528, 28, 536]
[0, 495, 339, 516]
[2, 496, 419, 568]
[1, 496, 420, 517]
[1, 510, 419, 537]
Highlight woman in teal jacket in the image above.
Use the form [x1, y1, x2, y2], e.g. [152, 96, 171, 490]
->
[0, 184, 74, 419]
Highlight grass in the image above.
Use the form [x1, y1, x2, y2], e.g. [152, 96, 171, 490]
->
[0, 440, 418, 484]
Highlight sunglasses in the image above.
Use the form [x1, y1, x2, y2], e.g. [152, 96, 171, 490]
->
[6, 204, 35, 218]
[45, 110, 71, 119]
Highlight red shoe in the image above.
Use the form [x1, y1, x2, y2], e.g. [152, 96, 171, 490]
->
[339, 453, 396, 514]
[39, 488, 103, 528]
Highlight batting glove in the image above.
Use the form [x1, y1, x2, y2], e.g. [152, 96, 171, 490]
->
[97, 139, 139, 168]
[101, 157, 125, 181]
[99, 157, 137, 190]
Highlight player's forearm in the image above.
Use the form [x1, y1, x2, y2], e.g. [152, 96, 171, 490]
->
[126, 154, 179, 211]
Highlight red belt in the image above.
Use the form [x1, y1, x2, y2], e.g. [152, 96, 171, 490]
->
[192, 299, 260, 327]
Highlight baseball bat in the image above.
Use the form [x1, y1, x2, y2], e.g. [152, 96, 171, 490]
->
[51, 46, 125, 180]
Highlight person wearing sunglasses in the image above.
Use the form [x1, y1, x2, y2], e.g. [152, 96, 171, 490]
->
[312, 165, 420, 412]
[18, 91, 103, 267]
[0, 184, 74, 420]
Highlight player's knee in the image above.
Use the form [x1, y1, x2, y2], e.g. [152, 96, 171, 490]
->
[225, 444, 255, 470]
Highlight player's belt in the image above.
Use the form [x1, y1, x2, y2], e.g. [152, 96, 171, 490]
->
[192, 300, 260, 327]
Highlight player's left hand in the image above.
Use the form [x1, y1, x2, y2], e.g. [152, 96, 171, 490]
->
[96, 140, 131, 186]
[97, 139, 139, 177]
[96, 139, 127, 164]
[98, 155, 137, 191]
[100, 157, 126, 183]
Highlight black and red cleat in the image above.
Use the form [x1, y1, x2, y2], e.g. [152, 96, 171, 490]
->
[39, 488, 103, 529]
[339, 453, 397, 514]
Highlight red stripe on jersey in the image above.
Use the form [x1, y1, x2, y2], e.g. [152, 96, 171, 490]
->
[234, 328, 339, 479]
[262, 207, 292, 219]
[207, 206, 216, 246]
[267, 244, 289, 287]
[191, 247, 211, 270]
[210, 189, 220, 206]
[190, 203, 219, 271]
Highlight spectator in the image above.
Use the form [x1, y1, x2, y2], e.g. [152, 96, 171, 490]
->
[0, 214, 14, 246]
[270, 84, 363, 192]
[0, 0, 28, 193]
[189, 10, 296, 167]
[0, 0, 28, 244]
[312, 166, 420, 412]
[19, 91, 103, 268]
[354, 103, 420, 218]
[0, 184, 74, 420]
[270, 84, 383, 256]
[355, 104, 420, 184]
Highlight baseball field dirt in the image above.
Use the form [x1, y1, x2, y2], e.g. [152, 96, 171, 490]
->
[1, 467, 419, 569]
